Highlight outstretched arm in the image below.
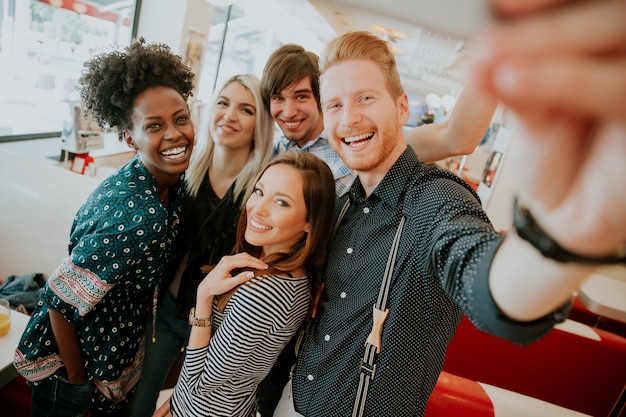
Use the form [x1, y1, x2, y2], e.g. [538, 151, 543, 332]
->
[468, 0, 626, 321]
[405, 84, 498, 163]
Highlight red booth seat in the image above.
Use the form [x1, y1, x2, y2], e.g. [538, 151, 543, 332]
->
[425, 371, 494, 417]
[0, 375, 30, 416]
[425, 371, 592, 417]
[568, 297, 626, 338]
[442, 316, 626, 417]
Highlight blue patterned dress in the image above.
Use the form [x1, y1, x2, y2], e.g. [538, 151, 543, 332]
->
[14, 156, 183, 412]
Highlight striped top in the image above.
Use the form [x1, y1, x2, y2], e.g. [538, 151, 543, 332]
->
[171, 273, 310, 417]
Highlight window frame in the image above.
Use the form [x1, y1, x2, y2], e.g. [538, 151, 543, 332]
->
[0, 0, 142, 143]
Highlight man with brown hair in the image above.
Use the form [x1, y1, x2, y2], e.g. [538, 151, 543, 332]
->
[260, 43, 498, 196]
[257, 40, 498, 416]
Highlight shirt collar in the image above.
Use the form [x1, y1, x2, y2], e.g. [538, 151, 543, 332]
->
[280, 131, 328, 151]
[348, 146, 419, 210]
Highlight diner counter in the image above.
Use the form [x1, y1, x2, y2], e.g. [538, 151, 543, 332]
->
[0, 310, 31, 387]
[0, 133, 133, 180]
[0, 141, 132, 279]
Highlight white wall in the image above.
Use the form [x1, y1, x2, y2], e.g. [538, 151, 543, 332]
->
[135, 0, 214, 56]
[135, 0, 215, 102]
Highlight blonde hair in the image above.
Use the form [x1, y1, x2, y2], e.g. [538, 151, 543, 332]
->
[320, 31, 404, 100]
[185, 74, 274, 206]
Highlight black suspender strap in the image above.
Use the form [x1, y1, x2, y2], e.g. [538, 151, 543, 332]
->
[352, 215, 405, 417]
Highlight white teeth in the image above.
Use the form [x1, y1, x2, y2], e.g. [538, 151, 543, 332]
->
[285, 121, 299, 128]
[344, 133, 372, 144]
[161, 146, 186, 157]
[250, 218, 271, 230]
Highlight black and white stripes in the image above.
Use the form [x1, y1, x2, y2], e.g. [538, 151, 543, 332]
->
[171, 274, 310, 417]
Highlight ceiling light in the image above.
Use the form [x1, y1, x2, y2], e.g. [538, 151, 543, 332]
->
[371, 25, 408, 42]
[442, 94, 456, 110]
[388, 45, 406, 55]
[425, 93, 442, 108]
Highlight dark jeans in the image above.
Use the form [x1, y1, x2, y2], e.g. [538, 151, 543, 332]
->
[31, 376, 92, 417]
[257, 337, 297, 416]
[127, 291, 190, 417]
[31, 376, 129, 417]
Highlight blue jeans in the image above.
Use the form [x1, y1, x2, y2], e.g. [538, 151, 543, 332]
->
[127, 292, 190, 417]
[31, 376, 92, 417]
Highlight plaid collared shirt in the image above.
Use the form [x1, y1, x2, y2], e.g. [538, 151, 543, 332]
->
[274, 133, 355, 197]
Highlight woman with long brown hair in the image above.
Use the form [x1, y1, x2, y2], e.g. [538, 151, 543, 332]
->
[157, 151, 335, 417]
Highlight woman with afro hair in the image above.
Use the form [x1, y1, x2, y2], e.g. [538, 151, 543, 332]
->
[14, 39, 195, 417]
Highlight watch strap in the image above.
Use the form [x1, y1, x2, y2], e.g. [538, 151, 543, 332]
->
[188, 307, 212, 327]
[513, 198, 626, 265]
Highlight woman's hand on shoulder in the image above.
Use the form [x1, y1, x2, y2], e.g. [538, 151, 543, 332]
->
[196, 252, 268, 300]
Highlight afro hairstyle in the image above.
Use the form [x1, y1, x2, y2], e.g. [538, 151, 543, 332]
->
[78, 38, 195, 139]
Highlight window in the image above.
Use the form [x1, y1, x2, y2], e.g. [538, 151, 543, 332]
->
[190, 0, 437, 129]
[0, 0, 139, 141]
[195, 0, 332, 103]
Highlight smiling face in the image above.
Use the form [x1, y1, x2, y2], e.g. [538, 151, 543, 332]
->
[321, 59, 409, 177]
[244, 163, 310, 258]
[269, 76, 324, 147]
[125, 86, 194, 189]
[211, 81, 257, 151]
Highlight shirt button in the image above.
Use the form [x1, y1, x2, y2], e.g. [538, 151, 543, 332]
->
[324, 335, 330, 341]
[307, 374, 314, 381]
[347, 248, 353, 254]
[363, 207, 370, 214]
[340, 292, 346, 298]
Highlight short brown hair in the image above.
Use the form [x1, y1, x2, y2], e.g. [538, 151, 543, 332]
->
[320, 31, 404, 100]
[261, 44, 322, 111]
